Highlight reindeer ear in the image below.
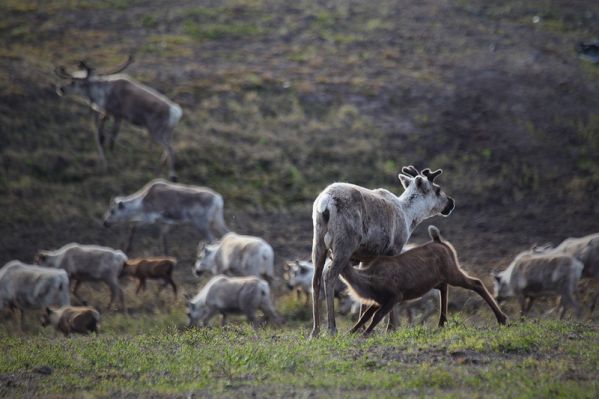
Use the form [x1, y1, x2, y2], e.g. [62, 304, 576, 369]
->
[398, 174, 412, 189]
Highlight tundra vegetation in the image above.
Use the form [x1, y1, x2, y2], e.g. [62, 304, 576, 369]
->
[1, 0, 599, 397]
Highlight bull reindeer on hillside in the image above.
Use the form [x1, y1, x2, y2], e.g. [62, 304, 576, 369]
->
[54, 56, 182, 181]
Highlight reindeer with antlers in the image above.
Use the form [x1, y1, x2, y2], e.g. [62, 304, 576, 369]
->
[310, 165, 455, 337]
[55, 56, 182, 181]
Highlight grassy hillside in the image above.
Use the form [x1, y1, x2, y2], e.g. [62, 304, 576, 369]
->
[1, 1, 599, 397]
[2, 0, 599, 268]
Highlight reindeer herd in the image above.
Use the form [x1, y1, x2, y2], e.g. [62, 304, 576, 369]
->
[1, 58, 599, 338]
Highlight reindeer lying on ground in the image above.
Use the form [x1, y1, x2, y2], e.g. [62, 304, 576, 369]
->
[341, 226, 507, 336]
[311, 166, 455, 337]
[55, 56, 182, 181]
[41, 306, 100, 336]
[121, 257, 177, 298]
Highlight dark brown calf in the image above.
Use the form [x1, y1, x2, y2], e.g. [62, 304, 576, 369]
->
[41, 306, 100, 336]
[121, 257, 177, 297]
[341, 226, 507, 335]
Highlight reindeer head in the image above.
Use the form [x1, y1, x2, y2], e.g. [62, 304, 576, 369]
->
[40, 307, 57, 327]
[284, 260, 313, 290]
[491, 270, 513, 303]
[193, 242, 220, 277]
[55, 55, 134, 98]
[398, 165, 455, 219]
[103, 197, 131, 228]
[186, 300, 209, 327]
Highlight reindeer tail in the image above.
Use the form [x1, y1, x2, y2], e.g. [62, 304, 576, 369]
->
[428, 225, 442, 243]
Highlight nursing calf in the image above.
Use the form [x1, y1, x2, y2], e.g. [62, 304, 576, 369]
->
[311, 166, 455, 337]
[186, 275, 281, 327]
[122, 256, 177, 297]
[493, 251, 583, 319]
[341, 226, 507, 335]
[41, 306, 100, 336]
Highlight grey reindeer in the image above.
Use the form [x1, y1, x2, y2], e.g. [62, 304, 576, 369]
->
[310, 165, 455, 337]
[55, 56, 182, 181]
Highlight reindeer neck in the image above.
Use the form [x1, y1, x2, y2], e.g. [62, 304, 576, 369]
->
[397, 193, 432, 235]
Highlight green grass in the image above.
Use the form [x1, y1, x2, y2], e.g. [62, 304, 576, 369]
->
[1, 317, 597, 397]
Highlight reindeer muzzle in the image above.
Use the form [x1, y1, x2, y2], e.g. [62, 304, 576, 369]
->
[441, 197, 455, 216]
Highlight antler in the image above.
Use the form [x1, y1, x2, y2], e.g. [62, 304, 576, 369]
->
[100, 55, 134, 76]
[401, 165, 420, 177]
[422, 168, 443, 182]
[54, 66, 74, 79]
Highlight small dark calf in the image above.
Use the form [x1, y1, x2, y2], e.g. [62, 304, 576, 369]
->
[41, 306, 100, 336]
[341, 226, 507, 335]
[121, 257, 177, 297]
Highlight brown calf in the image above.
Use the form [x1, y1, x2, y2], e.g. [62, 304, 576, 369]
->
[41, 306, 100, 336]
[121, 257, 177, 297]
[341, 226, 507, 335]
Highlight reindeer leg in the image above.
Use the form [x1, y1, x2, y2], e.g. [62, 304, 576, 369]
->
[524, 297, 536, 314]
[310, 237, 327, 339]
[109, 117, 121, 151]
[125, 225, 137, 254]
[159, 226, 170, 255]
[135, 278, 144, 294]
[350, 304, 378, 334]
[18, 308, 25, 333]
[167, 276, 177, 298]
[324, 255, 351, 336]
[94, 113, 108, 169]
[386, 305, 399, 332]
[72, 279, 87, 306]
[451, 275, 507, 325]
[590, 290, 599, 314]
[364, 299, 398, 336]
[438, 283, 448, 327]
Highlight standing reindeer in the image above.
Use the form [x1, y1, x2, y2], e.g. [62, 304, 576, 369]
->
[55, 56, 182, 181]
[310, 166, 455, 337]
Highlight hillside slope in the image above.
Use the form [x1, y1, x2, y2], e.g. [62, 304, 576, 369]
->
[2, 0, 599, 276]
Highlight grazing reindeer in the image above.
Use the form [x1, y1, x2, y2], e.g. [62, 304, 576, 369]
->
[341, 226, 507, 335]
[311, 166, 455, 337]
[532, 233, 599, 313]
[493, 251, 584, 319]
[55, 56, 182, 181]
